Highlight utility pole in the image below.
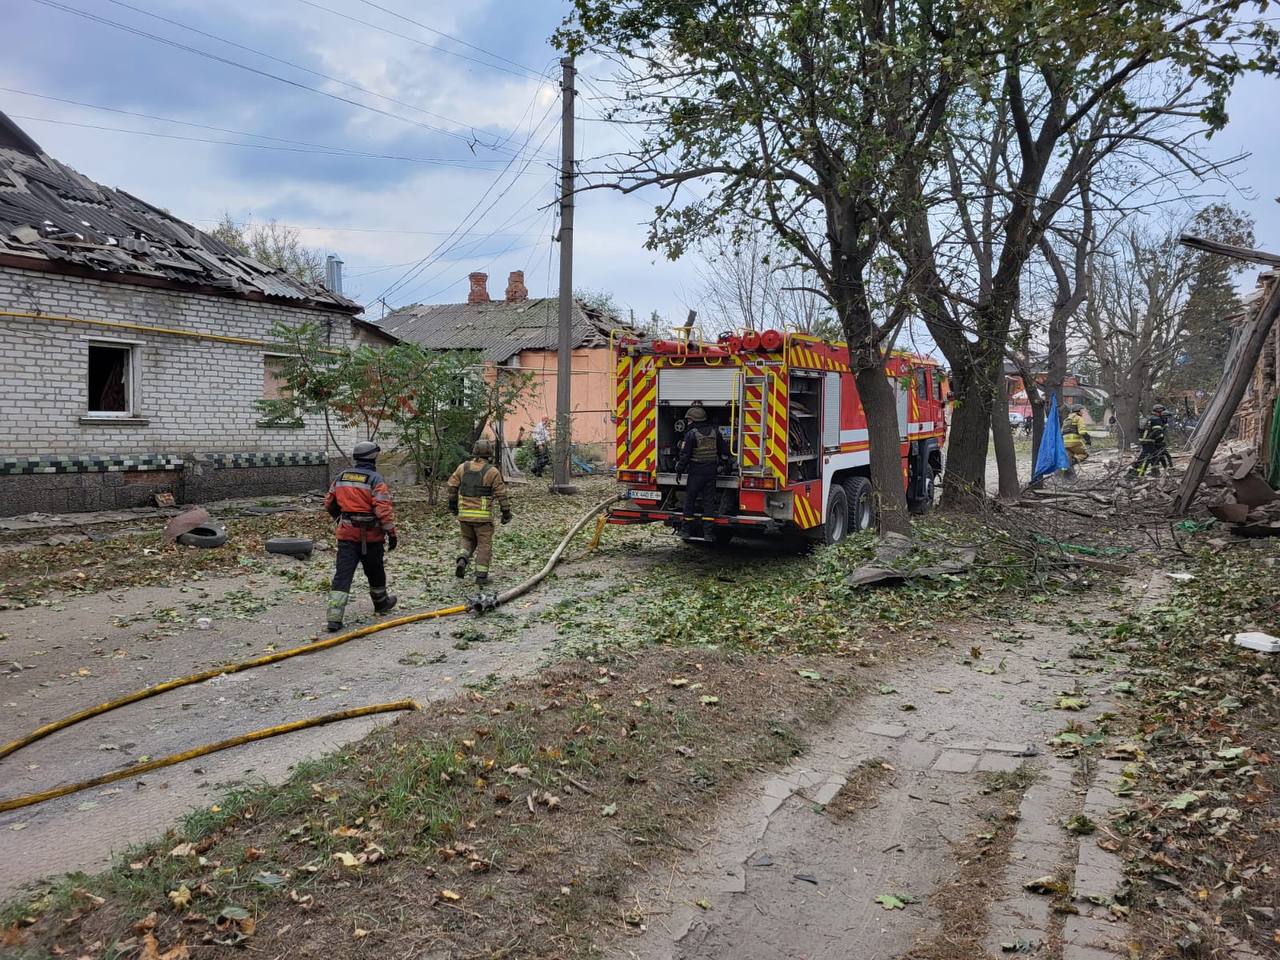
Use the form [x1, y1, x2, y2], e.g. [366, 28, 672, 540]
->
[552, 55, 578, 494]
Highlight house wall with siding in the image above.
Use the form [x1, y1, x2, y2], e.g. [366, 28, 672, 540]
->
[0, 263, 365, 514]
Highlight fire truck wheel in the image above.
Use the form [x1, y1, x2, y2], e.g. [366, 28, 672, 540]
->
[842, 477, 874, 532]
[822, 485, 849, 544]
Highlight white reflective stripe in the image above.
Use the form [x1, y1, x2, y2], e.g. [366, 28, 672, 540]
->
[839, 428, 869, 443]
[907, 421, 935, 434]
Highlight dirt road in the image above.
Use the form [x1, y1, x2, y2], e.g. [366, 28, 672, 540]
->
[0, 506, 640, 895]
[607, 577, 1163, 960]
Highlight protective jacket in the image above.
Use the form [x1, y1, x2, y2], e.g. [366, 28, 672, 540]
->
[1062, 413, 1087, 440]
[447, 458, 511, 522]
[324, 461, 396, 543]
[677, 424, 729, 472]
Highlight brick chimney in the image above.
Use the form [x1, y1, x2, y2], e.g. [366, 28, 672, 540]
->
[505, 270, 529, 303]
[467, 271, 490, 304]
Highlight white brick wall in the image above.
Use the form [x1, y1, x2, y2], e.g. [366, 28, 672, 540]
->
[0, 265, 364, 458]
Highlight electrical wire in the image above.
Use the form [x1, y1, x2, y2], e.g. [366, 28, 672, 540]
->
[295, 0, 551, 83]
[350, 0, 551, 81]
[96, 0, 524, 151]
[25, 0, 536, 158]
[376, 99, 561, 302]
[0, 87, 513, 166]
[8, 114, 551, 172]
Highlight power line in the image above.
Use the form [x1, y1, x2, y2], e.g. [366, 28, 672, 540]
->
[349, 0, 549, 81]
[391, 194, 551, 304]
[6, 112, 547, 172]
[97, 0, 538, 157]
[294, 0, 550, 83]
[0, 87, 509, 165]
[192, 218, 547, 238]
[377, 99, 561, 302]
[27, 0, 540, 158]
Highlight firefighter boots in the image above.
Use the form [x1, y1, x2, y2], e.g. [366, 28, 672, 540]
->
[371, 587, 397, 615]
[455, 555, 469, 578]
[475, 570, 490, 586]
[326, 591, 349, 632]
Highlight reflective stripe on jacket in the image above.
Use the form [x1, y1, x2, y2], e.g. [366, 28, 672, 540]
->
[324, 463, 396, 543]
[447, 458, 510, 522]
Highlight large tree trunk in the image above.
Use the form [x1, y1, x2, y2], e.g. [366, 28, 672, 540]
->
[940, 363, 997, 509]
[1113, 392, 1140, 451]
[855, 367, 912, 536]
[991, 387, 1020, 498]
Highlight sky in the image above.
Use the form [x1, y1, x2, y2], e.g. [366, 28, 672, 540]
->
[3, 0, 1279, 346]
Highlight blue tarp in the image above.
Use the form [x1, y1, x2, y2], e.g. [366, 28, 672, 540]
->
[1032, 394, 1071, 482]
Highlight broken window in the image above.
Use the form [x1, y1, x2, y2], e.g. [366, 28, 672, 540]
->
[87, 343, 132, 414]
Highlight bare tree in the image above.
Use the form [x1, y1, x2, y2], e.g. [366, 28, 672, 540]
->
[695, 233, 838, 337]
[207, 213, 326, 284]
[1077, 205, 1253, 448]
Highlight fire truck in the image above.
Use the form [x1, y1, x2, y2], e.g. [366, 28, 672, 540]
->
[607, 329, 947, 543]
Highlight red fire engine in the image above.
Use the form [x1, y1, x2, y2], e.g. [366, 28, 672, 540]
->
[607, 330, 947, 542]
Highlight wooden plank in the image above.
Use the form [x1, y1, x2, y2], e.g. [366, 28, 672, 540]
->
[1178, 235, 1280, 267]
[1171, 275, 1280, 515]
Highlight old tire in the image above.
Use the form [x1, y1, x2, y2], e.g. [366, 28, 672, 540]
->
[822, 484, 849, 545]
[843, 477, 875, 531]
[176, 524, 228, 549]
[266, 536, 314, 560]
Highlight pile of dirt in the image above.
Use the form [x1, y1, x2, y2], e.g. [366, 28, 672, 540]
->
[1, 649, 854, 959]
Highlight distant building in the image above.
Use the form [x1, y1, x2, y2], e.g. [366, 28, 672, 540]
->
[0, 111, 390, 516]
[1003, 361, 1107, 422]
[378, 271, 627, 461]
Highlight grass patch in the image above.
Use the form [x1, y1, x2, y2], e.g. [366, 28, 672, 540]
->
[1096, 541, 1280, 957]
[1, 649, 853, 959]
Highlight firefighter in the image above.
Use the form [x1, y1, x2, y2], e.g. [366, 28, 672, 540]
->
[1061, 406, 1090, 475]
[675, 405, 729, 537]
[447, 437, 512, 586]
[1128, 406, 1171, 478]
[323, 440, 398, 632]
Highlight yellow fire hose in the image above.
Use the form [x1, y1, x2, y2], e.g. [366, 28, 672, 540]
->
[0, 496, 619, 813]
[0, 701, 420, 814]
[0, 604, 467, 763]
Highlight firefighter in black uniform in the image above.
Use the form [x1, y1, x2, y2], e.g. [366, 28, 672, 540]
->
[1128, 404, 1171, 477]
[675, 405, 729, 538]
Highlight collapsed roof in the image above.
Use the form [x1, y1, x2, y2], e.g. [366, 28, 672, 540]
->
[0, 111, 358, 313]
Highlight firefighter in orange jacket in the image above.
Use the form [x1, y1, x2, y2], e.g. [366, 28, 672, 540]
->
[323, 440, 398, 631]
[447, 438, 512, 586]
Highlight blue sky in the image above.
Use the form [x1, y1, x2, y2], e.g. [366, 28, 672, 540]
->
[3, 0, 1278, 338]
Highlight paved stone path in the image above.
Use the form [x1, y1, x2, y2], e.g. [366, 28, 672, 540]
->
[606, 576, 1165, 959]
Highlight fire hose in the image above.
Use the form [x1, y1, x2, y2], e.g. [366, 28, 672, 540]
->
[0, 496, 619, 814]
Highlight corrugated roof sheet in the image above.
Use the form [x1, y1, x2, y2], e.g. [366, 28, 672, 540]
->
[378, 296, 623, 362]
[0, 111, 359, 312]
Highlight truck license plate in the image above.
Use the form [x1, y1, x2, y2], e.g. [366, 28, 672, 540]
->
[627, 489, 661, 501]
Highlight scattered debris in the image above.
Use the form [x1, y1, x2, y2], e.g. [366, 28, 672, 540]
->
[1231, 631, 1280, 653]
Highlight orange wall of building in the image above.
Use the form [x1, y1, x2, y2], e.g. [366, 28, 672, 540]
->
[495, 347, 616, 461]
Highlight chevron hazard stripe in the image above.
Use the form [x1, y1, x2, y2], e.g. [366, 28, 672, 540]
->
[792, 489, 821, 529]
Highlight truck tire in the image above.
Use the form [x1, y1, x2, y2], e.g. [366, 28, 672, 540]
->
[265, 536, 314, 560]
[821, 485, 849, 544]
[842, 477, 874, 531]
[176, 524, 228, 549]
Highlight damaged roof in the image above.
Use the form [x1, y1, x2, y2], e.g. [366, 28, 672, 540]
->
[0, 111, 358, 313]
[378, 297, 623, 362]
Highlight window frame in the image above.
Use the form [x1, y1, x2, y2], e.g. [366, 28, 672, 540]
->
[82, 336, 141, 419]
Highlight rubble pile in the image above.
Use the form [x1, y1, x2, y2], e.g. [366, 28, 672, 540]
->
[1199, 449, 1280, 536]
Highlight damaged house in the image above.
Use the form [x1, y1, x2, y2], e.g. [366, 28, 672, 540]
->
[378, 271, 625, 462]
[0, 111, 390, 516]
